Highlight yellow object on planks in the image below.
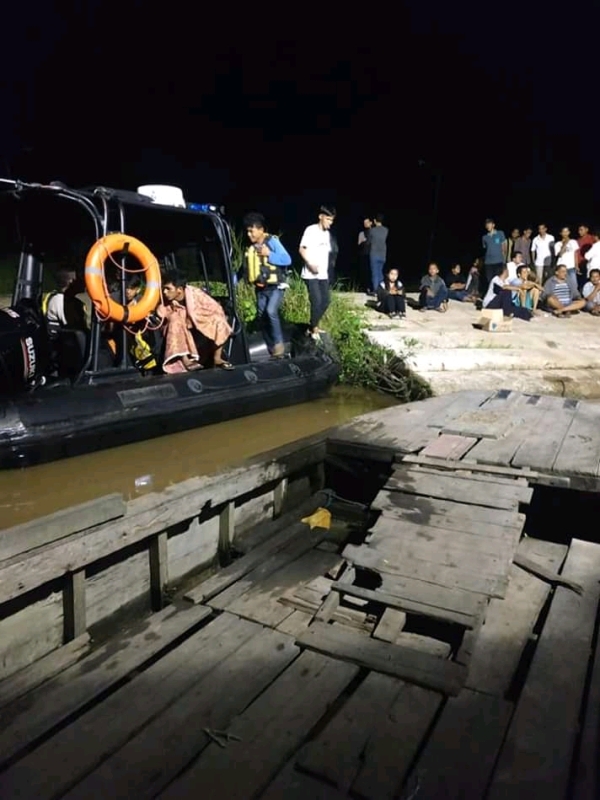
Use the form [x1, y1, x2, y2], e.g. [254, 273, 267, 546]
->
[301, 507, 332, 530]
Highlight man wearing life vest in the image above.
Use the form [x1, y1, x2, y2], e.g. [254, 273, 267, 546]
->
[243, 212, 292, 359]
[42, 269, 76, 335]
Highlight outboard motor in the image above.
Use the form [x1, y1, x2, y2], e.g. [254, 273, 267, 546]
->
[0, 299, 49, 394]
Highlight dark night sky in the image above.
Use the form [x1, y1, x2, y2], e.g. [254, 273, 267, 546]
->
[2, 0, 598, 278]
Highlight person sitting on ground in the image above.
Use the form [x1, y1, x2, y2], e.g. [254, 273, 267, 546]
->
[582, 268, 600, 316]
[158, 269, 234, 372]
[43, 268, 76, 334]
[483, 266, 532, 320]
[465, 260, 481, 299]
[376, 267, 406, 318]
[445, 263, 478, 302]
[509, 265, 543, 312]
[542, 264, 586, 318]
[419, 263, 448, 312]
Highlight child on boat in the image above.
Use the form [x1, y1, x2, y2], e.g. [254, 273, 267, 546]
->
[376, 267, 406, 318]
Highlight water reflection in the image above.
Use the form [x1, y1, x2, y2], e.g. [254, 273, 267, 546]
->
[0, 387, 397, 529]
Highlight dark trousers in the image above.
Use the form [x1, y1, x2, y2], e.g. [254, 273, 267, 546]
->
[487, 292, 532, 320]
[380, 294, 406, 314]
[484, 262, 504, 286]
[304, 279, 331, 330]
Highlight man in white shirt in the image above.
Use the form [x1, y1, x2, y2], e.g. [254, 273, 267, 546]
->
[45, 268, 76, 334]
[531, 224, 555, 284]
[584, 232, 600, 277]
[299, 205, 335, 336]
[554, 226, 579, 296]
[506, 251, 525, 281]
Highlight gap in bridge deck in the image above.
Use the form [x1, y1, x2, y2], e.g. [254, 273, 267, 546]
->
[524, 484, 600, 547]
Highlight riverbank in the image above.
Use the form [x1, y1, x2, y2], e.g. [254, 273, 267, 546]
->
[348, 292, 600, 399]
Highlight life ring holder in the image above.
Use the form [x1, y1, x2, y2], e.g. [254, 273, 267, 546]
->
[84, 234, 161, 324]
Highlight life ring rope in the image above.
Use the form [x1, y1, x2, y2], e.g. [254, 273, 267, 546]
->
[84, 234, 162, 327]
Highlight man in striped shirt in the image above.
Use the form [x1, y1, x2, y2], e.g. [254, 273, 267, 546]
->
[542, 265, 586, 318]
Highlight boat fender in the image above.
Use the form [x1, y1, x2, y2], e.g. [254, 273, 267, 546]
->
[85, 234, 162, 324]
[0, 299, 49, 395]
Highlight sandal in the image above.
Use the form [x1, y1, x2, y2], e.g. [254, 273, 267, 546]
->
[214, 361, 235, 371]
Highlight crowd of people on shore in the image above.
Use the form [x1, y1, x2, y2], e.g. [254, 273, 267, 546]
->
[362, 218, 600, 323]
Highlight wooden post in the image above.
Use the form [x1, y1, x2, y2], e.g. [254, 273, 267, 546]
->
[63, 568, 86, 641]
[309, 461, 326, 494]
[219, 501, 235, 565]
[273, 478, 288, 519]
[149, 532, 169, 611]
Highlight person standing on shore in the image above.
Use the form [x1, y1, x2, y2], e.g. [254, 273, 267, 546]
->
[367, 213, 388, 294]
[481, 218, 507, 287]
[299, 205, 336, 337]
[358, 218, 372, 293]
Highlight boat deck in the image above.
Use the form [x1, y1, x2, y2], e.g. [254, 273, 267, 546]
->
[0, 389, 599, 799]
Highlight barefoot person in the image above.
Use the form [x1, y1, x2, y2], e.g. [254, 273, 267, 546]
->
[542, 264, 586, 318]
[158, 270, 234, 372]
[509, 265, 543, 312]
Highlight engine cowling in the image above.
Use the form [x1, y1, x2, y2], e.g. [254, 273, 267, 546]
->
[0, 299, 49, 395]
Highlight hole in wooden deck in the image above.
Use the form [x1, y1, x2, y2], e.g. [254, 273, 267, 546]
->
[524, 485, 600, 546]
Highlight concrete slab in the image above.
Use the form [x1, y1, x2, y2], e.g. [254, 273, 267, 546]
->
[350, 293, 600, 398]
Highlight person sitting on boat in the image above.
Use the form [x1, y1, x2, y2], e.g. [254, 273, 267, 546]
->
[509, 265, 543, 313]
[125, 275, 143, 306]
[43, 268, 76, 335]
[64, 274, 94, 331]
[376, 267, 406, 318]
[542, 264, 586, 318]
[158, 270, 234, 372]
[243, 212, 292, 359]
[483, 266, 532, 320]
[418, 263, 448, 312]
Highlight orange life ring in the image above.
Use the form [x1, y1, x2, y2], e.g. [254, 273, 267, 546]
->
[84, 234, 162, 324]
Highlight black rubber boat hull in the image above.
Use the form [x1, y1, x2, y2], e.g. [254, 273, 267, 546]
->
[0, 349, 338, 468]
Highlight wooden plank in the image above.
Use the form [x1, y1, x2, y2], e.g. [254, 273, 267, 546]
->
[0, 493, 126, 563]
[511, 400, 578, 472]
[0, 613, 261, 800]
[224, 549, 340, 628]
[149, 532, 168, 611]
[297, 621, 467, 695]
[157, 651, 359, 800]
[333, 578, 485, 629]
[276, 610, 314, 637]
[400, 452, 537, 479]
[0, 634, 90, 710]
[209, 527, 329, 613]
[261, 761, 348, 800]
[0, 439, 326, 606]
[297, 672, 403, 790]
[387, 468, 531, 509]
[419, 433, 478, 460]
[187, 520, 324, 606]
[424, 389, 495, 429]
[552, 405, 600, 477]
[488, 539, 600, 800]
[442, 409, 514, 440]
[342, 544, 506, 598]
[235, 492, 327, 553]
[0, 601, 212, 768]
[394, 633, 452, 659]
[373, 608, 406, 642]
[350, 682, 442, 800]
[409, 689, 513, 799]
[372, 490, 523, 536]
[63, 568, 86, 641]
[61, 627, 300, 800]
[218, 500, 235, 558]
[465, 539, 568, 695]
[398, 463, 531, 489]
[573, 607, 600, 800]
[272, 477, 288, 517]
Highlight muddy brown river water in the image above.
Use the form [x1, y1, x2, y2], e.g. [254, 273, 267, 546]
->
[0, 386, 397, 530]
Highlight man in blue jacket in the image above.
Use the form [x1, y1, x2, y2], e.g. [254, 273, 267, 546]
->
[244, 212, 292, 358]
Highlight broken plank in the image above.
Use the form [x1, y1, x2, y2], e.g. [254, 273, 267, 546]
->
[387, 468, 531, 509]
[0, 613, 261, 800]
[0, 494, 126, 563]
[419, 433, 478, 460]
[224, 549, 340, 628]
[552, 405, 600, 477]
[297, 671, 403, 791]
[0, 601, 212, 768]
[513, 552, 583, 594]
[62, 627, 299, 800]
[350, 682, 442, 800]
[373, 608, 407, 642]
[409, 689, 513, 799]
[465, 539, 568, 695]
[488, 538, 600, 800]
[333, 578, 485, 629]
[297, 621, 467, 695]
[342, 544, 506, 598]
[398, 463, 530, 489]
[394, 633, 451, 659]
[372, 491, 523, 537]
[0, 634, 90, 710]
[399, 453, 537, 480]
[208, 526, 328, 611]
[157, 651, 359, 800]
[276, 610, 314, 637]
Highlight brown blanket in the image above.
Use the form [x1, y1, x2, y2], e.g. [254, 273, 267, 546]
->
[159, 285, 232, 373]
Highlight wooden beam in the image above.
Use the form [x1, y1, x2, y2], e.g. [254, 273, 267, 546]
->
[272, 478, 288, 518]
[218, 501, 235, 564]
[63, 568, 86, 641]
[149, 532, 168, 611]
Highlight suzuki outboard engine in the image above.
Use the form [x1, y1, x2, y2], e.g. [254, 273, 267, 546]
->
[0, 299, 49, 394]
